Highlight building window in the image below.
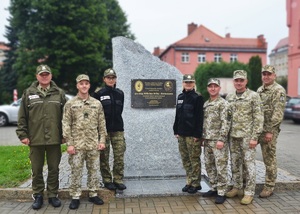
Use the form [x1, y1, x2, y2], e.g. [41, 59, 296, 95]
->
[230, 54, 238, 62]
[214, 53, 222, 62]
[181, 52, 189, 63]
[198, 53, 206, 63]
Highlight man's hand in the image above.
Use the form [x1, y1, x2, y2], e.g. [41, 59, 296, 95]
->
[264, 132, 273, 143]
[67, 146, 76, 155]
[98, 143, 105, 150]
[21, 138, 30, 145]
[216, 141, 224, 150]
[249, 140, 258, 149]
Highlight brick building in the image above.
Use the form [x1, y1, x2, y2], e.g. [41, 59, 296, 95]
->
[287, 0, 300, 96]
[153, 23, 267, 74]
[0, 42, 9, 68]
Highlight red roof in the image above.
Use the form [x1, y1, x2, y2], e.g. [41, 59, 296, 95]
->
[172, 25, 264, 48]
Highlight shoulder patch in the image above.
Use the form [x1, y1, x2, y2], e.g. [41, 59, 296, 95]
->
[280, 93, 285, 102]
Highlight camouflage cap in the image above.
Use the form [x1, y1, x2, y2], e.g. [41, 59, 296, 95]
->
[207, 78, 220, 86]
[262, 65, 275, 73]
[103, 68, 117, 77]
[233, 70, 247, 79]
[76, 74, 90, 83]
[183, 74, 195, 82]
[36, 65, 51, 75]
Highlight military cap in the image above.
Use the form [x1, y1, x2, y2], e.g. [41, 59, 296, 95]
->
[183, 74, 195, 82]
[76, 74, 90, 83]
[104, 68, 117, 77]
[262, 65, 275, 73]
[207, 78, 220, 86]
[36, 65, 51, 75]
[233, 70, 247, 79]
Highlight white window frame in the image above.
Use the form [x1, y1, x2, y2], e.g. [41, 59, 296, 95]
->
[214, 53, 222, 62]
[181, 52, 190, 63]
[198, 53, 206, 63]
[230, 53, 238, 62]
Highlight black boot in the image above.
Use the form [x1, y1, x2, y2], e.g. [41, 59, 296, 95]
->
[69, 199, 80, 209]
[32, 194, 43, 210]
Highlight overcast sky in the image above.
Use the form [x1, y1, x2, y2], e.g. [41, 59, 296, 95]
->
[0, 0, 288, 57]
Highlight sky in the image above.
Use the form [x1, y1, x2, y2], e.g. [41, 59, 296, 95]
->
[0, 0, 288, 57]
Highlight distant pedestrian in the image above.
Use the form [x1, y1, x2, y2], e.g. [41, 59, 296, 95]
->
[173, 74, 204, 194]
[62, 74, 107, 210]
[16, 64, 66, 210]
[225, 70, 264, 205]
[202, 78, 230, 204]
[257, 65, 286, 198]
[93, 68, 126, 191]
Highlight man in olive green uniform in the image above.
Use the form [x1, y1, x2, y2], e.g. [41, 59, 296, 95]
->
[62, 74, 107, 209]
[16, 65, 66, 210]
[202, 78, 230, 204]
[257, 65, 286, 198]
[225, 70, 263, 205]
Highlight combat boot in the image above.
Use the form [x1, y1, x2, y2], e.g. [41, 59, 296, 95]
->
[225, 188, 239, 198]
[240, 195, 253, 205]
[259, 188, 273, 198]
[32, 194, 43, 210]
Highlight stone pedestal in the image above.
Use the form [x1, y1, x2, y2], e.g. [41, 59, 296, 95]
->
[112, 37, 184, 175]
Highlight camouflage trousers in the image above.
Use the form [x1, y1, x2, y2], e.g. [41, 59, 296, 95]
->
[259, 130, 279, 190]
[229, 137, 256, 196]
[100, 131, 126, 184]
[68, 149, 100, 199]
[178, 136, 201, 187]
[204, 140, 229, 196]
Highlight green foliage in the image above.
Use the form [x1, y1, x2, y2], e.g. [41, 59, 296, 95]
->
[248, 56, 262, 91]
[277, 76, 288, 91]
[194, 61, 249, 100]
[6, 0, 135, 95]
[0, 145, 67, 188]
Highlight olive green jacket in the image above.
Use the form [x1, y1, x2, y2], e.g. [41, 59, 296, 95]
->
[16, 81, 66, 146]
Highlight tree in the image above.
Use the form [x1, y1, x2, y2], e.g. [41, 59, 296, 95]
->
[194, 61, 248, 100]
[0, 20, 18, 104]
[248, 55, 262, 91]
[102, 0, 135, 69]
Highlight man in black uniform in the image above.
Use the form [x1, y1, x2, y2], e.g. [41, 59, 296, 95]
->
[93, 68, 126, 191]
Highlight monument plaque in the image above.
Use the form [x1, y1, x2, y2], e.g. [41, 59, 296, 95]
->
[131, 79, 176, 108]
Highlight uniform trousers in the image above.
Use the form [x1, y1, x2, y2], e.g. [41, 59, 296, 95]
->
[69, 149, 100, 199]
[100, 131, 126, 184]
[178, 136, 201, 187]
[204, 140, 229, 196]
[230, 137, 256, 196]
[29, 145, 61, 197]
[259, 130, 279, 190]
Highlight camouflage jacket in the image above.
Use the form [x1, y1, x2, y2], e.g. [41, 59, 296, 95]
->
[257, 82, 286, 133]
[62, 95, 107, 150]
[226, 88, 263, 140]
[202, 96, 230, 142]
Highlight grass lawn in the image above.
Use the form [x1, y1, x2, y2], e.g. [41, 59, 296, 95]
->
[0, 145, 67, 188]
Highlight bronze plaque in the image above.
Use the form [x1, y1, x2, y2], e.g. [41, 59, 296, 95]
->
[131, 79, 176, 108]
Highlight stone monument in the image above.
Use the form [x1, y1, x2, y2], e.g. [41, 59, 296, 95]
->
[112, 36, 185, 177]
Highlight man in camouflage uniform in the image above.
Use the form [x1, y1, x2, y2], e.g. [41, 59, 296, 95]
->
[225, 70, 263, 205]
[93, 68, 126, 191]
[173, 74, 204, 194]
[62, 74, 107, 210]
[257, 65, 286, 198]
[202, 78, 230, 204]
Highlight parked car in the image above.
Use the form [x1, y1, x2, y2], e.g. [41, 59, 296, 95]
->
[292, 103, 300, 124]
[284, 97, 300, 120]
[0, 94, 74, 127]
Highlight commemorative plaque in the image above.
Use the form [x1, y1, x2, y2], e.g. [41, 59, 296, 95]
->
[131, 79, 176, 108]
